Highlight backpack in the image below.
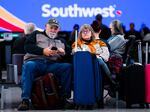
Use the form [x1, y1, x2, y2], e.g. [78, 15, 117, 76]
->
[31, 73, 62, 109]
[108, 55, 123, 74]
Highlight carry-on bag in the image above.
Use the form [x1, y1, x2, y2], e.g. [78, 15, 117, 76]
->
[120, 40, 146, 107]
[73, 51, 102, 106]
[31, 73, 62, 109]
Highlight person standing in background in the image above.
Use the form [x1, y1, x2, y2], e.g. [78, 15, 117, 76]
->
[13, 23, 36, 54]
[95, 14, 111, 41]
[125, 22, 141, 40]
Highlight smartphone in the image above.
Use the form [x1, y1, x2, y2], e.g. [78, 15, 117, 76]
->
[51, 46, 58, 50]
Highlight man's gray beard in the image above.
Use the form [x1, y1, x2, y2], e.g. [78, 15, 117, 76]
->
[48, 32, 57, 39]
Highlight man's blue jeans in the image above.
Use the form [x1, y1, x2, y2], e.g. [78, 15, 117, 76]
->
[21, 59, 72, 100]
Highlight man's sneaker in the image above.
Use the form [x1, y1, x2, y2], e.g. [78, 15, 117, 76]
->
[18, 99, 29, 111]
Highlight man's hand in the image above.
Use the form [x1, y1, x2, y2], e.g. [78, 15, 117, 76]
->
[57, 48, 65, 55]
[43, 47, 58, 56]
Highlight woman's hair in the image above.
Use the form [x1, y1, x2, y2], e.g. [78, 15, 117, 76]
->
[78, 24, 95, 40]
[91, 20, 101, 33]
[110, 20, 124, 35]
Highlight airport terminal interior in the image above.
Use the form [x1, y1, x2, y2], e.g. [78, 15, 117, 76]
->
[1, 0, 150, 111]
[0, 31, 150, 111]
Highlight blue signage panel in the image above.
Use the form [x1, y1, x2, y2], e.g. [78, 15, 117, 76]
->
[1, 0, 150, 31]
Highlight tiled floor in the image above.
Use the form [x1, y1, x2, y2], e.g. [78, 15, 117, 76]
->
[1, 87, 149, 111]
[0, 71, 150, 111]
[1, 109, 150, 112]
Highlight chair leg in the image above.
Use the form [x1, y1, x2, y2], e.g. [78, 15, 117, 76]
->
[115, 91, 119, 108]
[1, 85, 4, 109]
[145, 103, 149, 108]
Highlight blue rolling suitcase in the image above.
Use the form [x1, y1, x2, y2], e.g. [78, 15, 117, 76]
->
[73, 51, 102, 106]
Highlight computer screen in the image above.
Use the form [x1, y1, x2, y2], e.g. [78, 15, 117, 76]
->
[1, 0, 149, 32]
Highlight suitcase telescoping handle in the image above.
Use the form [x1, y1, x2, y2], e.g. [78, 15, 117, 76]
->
[145, 41, 149, 64]
[137, 40, 142, 64]
[74, 27, 78, 52]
